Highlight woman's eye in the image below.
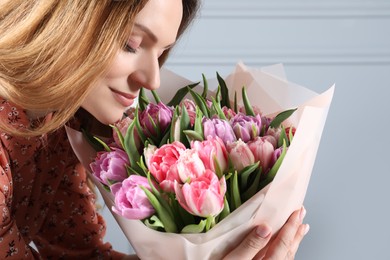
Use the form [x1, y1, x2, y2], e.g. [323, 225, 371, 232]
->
[125, 44, 137, 54]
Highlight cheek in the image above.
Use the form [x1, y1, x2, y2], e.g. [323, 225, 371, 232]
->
[105, 52, 134, 78]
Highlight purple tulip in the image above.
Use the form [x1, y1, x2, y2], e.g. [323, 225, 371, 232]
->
[202, 117, 236, 145]
[90, 148, 129, 186]
[111, 175, 155, 220]
[230, 113, 262, 142]
[139, 102, 173, 137]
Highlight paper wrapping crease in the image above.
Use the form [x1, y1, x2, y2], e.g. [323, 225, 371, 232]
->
[66, 63, 334, 260]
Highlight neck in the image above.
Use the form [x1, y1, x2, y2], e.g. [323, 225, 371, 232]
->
[74, 108, 112, 138]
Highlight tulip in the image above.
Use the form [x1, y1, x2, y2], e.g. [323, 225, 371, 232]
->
[226, 139, 255, 172]
[143, 143, 157, 169]
[174, 170, 226, 217]
[179, 98, 197, 126]
[111, 175, 155, 220]
[265, 127, 282, 148]
[202, 117, 236, 145]
[112, 116, 142, 150]
[176, 148, 206, 183]
[148, 142, 186, 192]
[248, 136, 275, 172]
[139, 102, 173, 137]
[90, 148, 129, 186]
[271, 146, 284, 166]
[191, 136, 229, 174]
[221, 106, 236, 120]
[230, 113, 262, 142]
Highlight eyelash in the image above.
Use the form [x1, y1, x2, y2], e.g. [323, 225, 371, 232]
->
[125, 44, 137, 54]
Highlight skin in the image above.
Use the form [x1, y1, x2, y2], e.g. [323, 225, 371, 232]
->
[81, 0, 309, 258]
[81, 0, 182, 125]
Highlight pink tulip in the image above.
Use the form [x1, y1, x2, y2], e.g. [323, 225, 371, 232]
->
[148, 142, 186, 192]
[174, 170, 226, 217]
[248, 136, 275, 172]
[90, 148, 129, 186]
[226, 139, 255, 172]
[111, 175, 155, 220]
[176, 148, 206, 183]
[191, 136, 229, 174]
[221, 106, 236, 120]
[179, 98, 197, 126]
[265, 127, 282, 148]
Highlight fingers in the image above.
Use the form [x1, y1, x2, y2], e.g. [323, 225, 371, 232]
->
[262, 206, 309, 260]
[223, 224, 272, 260]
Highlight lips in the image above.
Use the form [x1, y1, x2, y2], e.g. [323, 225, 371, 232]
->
[110, 88, 136, 107]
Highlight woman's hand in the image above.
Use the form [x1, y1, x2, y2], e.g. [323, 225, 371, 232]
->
[223, 206, 309, 260]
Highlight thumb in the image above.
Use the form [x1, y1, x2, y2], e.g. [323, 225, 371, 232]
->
[223, 225, 272, 260]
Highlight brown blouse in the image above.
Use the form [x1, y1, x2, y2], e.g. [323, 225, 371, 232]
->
[0, 99, 125, 259]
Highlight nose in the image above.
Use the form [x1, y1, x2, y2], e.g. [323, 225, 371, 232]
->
[129, 54, 160, 91]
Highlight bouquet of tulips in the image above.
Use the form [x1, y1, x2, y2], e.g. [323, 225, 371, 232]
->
[89, 69, 296, 234]
[66, 63, 334, 259]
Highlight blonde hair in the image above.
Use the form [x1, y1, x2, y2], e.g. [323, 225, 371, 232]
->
[0, 0, 200, 137]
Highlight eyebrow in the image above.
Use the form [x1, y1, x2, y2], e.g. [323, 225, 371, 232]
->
[134, 23, 175, 49]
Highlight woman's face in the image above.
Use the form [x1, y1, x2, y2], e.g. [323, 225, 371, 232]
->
[81, 0, 183, 125]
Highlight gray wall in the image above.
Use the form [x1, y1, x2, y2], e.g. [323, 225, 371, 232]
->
[102, 0, 390, 259]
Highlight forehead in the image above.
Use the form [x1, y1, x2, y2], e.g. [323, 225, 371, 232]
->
[133, 0, 183, 43]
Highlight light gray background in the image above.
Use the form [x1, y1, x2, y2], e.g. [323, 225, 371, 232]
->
[101, 0, 390, 259]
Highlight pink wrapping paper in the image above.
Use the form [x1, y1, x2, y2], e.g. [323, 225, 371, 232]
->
[66, 63, 334, 260]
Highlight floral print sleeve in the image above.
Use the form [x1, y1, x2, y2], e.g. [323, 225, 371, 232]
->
[0, 99, 126, 259]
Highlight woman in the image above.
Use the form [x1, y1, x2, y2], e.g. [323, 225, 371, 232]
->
[0, 0, 309, 259]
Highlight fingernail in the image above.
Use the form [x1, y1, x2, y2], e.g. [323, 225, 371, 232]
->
[299, 206, 306, 221]
[256, 225, 271, 238]
[304, 224, 310, 235]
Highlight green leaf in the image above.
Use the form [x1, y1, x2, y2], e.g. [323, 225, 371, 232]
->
[239, 162, 260, 191]
[217, 72, 230, 109]
[92, 136, 111, 152]
[205, 216, 215, 232]
[233, 91, 238, 114]
[288, 126, 294, 144]
[241, 167, 262, 202]
[269, 108, 297, 129]
[179, 105, 191, 147]
[81, 128, 105, 152]
[138, 88, 150, 111]
[170, 107, 180, 143]
[110, 124, 125, 149]
[230, 171, 241, 211]
[181, 219, 207, 233]
[217, 197, 230, 222]
[189, 88, 210, 118]
[134, 114, 146, 145]
[201, 73, 208, 99]
[211, 97, 227, 121]
[193, 106, 204, 138]
[183, 130, 204, 142]
[167, 82, 199, 107]
[141, 186, 178, 233]
[123, 120, 144, 175]
[242, 87, 255, 116]
[277, 125, 289, 148]
[258, 140, 287, 190]
[144, 215, 164, 230]
[151, 90, 161, 103]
